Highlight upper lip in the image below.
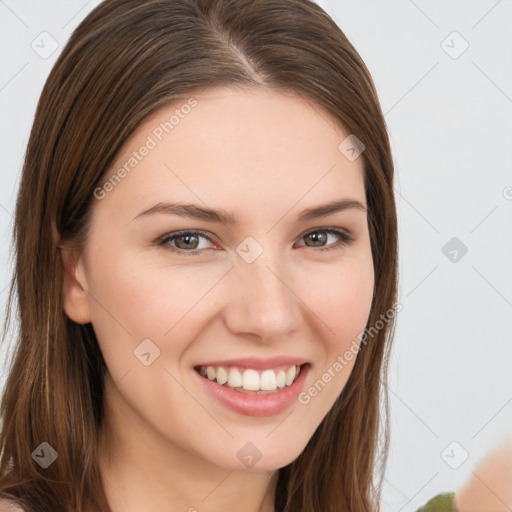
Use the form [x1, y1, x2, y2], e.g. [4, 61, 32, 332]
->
[194, 356, 309, 371]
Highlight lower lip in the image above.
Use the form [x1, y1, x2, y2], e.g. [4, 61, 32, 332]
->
[194, 364, 310, 417]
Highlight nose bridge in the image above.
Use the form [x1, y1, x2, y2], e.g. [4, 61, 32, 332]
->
[225, 244, 300, 339]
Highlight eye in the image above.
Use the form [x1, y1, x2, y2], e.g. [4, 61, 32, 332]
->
[157, 228, 354, 256]
[157, 230, 215, 255]
[296, 228, 354, 252]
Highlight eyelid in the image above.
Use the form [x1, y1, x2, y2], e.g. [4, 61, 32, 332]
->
[157, 229, 217, 250]
[298, 226, 353, 243]
[157, 227, 354, 255]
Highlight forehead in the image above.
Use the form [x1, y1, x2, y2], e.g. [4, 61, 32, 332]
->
[95, 86, 366, 218]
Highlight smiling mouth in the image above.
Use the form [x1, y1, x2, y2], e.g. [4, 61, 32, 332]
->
[193, 363, 308, 394]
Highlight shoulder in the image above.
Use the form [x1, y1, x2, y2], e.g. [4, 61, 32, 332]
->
[0, 499, 25, 512]
[455, 441, 512, 512]
[415, 492, 457, 512]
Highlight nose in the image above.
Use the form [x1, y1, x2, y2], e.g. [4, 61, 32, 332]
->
[222, 252, 302, 343]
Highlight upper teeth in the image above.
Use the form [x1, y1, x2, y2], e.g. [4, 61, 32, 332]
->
[198, 365, 301, 391]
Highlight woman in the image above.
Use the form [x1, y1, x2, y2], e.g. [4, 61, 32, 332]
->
[0, 0, 493, 511]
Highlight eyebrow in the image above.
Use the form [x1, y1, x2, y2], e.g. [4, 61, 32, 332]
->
[132, 198, 367, 224]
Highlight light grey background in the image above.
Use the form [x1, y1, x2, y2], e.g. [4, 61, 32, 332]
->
[1, 1, 511, 511]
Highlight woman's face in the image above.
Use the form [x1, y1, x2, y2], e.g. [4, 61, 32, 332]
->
[64, 86, 374, 471]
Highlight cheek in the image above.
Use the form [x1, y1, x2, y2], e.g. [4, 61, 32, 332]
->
[82, 251, 206, 419]
[306, 256, 375, 351]
[85, 249, 212, 342]
[294, 258, 374, 421]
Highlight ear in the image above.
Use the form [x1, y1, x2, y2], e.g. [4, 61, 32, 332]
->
[52, 220, 92, 324]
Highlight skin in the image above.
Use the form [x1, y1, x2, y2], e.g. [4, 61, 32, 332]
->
[454, 441, 512, 512]
[58, 86, 375, 512]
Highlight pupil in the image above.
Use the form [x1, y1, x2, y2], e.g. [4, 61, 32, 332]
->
[307, 232, 326, 247]
[174, 232, 328, 250]
[177, 235, 198, 250]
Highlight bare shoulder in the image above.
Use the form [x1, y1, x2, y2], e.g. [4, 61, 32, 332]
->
[455, 440, 512, 512]
[0, 499, 25, 512]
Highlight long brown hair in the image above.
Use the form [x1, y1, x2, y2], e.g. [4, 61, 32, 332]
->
[0, 0, 398, 510]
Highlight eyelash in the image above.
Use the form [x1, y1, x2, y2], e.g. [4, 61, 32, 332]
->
[156, 228, 354, 256]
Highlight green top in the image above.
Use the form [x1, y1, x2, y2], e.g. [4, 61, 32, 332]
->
[416, 492, 457, 512]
